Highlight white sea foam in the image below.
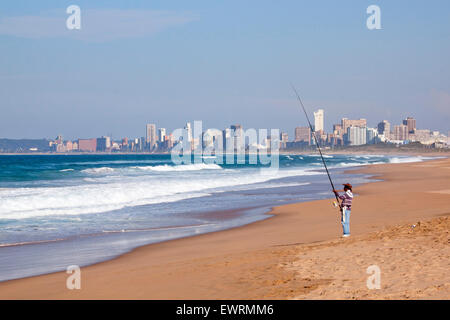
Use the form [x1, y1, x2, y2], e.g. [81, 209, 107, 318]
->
[388, 156, 431, 164]
[81, 167, 115, 174]
[0, 155, 432, 220]
[337, 162, 362, 167]
[307, 154, 333, 158]
[0, 166, 321, 219]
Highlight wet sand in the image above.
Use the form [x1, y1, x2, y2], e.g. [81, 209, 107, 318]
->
[0, 158, 449, 299]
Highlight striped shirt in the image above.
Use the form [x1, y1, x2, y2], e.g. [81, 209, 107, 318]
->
[339, 190, 353, 208]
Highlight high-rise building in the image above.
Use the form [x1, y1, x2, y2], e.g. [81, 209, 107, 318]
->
[167, 134, 174, 150]
[341, 118, 367, 132]
[402, 117, 416, 134]
[327, 133, 344, 146]
[333, 124, 345, 138]
[138, 137, 144, 151]
[202, 129, 223, 150]
[55, 135, 63, 144]
[295, 127, 311, 144]
[158, 128, 166, 143]
[122, 138, 128, 149]
[377, 120, 391, 140]
[366, 128, 379, 144]
[345, 126, 367, 146]
[231, 124, 244, 153]
[393, 124, 409, 141]
[222, 128, 233, 152]
[78, 138, 97, 152]
[96, 136, 111, 151]
[280, 132, 289, 149]
[230, 124, 242, 131]
[313, 109, 324, 132]
[146, 124, 157, 150]
[184, 122, 192, 142]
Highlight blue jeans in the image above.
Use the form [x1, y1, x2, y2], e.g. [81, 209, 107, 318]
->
[341, 207, 351, 235]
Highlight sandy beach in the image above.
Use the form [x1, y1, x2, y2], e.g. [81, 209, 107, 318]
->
[0, 157, 449, 299]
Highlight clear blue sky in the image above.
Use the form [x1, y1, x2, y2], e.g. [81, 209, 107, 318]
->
[1, 0, 449, 140]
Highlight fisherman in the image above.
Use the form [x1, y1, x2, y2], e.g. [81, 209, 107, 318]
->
[333, 183, 353, 237]
[291, 86, 354, 238]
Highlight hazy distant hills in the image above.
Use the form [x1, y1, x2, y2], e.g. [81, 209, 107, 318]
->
[0, 139, 51, 153]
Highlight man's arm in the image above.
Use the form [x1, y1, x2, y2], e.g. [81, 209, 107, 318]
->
[333, 190, 346, 201]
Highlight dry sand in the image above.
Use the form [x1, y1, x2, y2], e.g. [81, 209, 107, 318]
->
[0, 158, 449, 299]
[286, 216, 450, 299]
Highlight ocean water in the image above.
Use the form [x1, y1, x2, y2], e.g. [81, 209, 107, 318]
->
[0, 154, 434, 281]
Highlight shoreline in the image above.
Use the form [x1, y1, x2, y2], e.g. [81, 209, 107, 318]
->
[0, 205, 276, 282]
[0, 206, 268, 249]
[0, 157, 449, 299]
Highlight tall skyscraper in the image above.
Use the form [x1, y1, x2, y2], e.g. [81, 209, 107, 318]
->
[184, 122, 192, 142]
[313, 109, 324, 132]
[280, 132, 289, 149]
[146, 124, 157, 150]
[222, 128, 233, 152]
[403, 117, 416, 134]
[122, 138, 128, 150]
[231, 124, 244, 153]
[393, 124, 408, 141]
[96, 136, 111, 151]
[167, 134, 174, 149]
[366, 128, 379, 144]
[346, 126, 367, 146]
[158, 128, 166, 142]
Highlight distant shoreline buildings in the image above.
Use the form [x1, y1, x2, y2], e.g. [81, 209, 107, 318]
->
[0, 110, 449, 153]
[288, 111, 448, 149]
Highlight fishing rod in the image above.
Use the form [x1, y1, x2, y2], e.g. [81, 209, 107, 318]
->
[291, 84, 341, 207]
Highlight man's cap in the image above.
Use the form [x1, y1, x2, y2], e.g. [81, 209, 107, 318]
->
[343, 183, 352, 190]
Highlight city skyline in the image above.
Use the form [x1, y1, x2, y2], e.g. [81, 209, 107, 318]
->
[1, 109, 448, 153]
[31, 113, 450, 142]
